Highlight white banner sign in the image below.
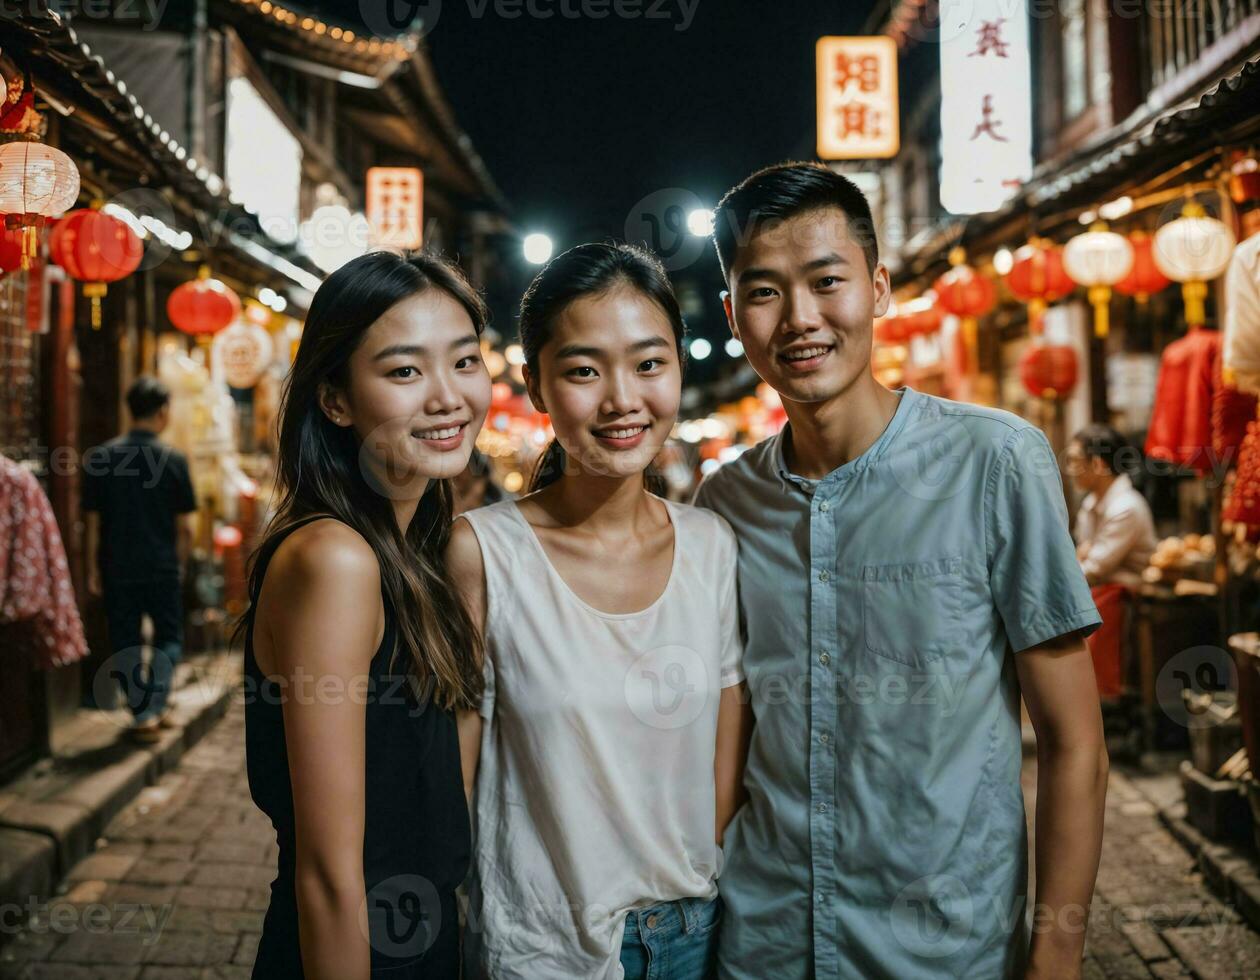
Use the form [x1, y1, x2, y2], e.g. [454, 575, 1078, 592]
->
[938, 0, 1033, 214]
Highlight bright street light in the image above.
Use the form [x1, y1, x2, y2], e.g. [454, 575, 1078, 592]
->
[725, 338, 744, 358]
[523, 232, 554, 264]
[689, 338, 712, 360]
[686, 208, 715, 237]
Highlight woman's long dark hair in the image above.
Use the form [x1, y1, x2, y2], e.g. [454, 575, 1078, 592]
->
[240, 250, 485, 712]
[518, 242, 687, 492]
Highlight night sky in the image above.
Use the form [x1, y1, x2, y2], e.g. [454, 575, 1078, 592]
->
[321, 1, 871, 245]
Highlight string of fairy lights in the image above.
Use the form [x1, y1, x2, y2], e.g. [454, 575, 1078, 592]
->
[230, 0, 419, 61]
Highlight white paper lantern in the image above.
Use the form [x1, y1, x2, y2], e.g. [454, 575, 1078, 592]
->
[214, 321, 274, 389]
[1153, 202, 1237, 328]
[1064, 223, 1134, 339]
[0, 140, 79, 215]
[0, 139, 80, 267]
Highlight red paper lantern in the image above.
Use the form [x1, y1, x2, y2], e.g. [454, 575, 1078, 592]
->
[935, 257, 997, 322]
[1004, 239, 1076, 333]
[49, 205, 143, 329]
[874, 314, 911, 346]
[1114, 231, 1171, 303]
[904, 295, 943, 337]
[933, 248, 996, 373]
[1019, 343, 1078, 400]
[0, 225, 24, 274]
[168, 266, 241, 341]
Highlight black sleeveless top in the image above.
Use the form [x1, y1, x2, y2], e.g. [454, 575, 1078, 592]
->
[244, 515, 470, 978]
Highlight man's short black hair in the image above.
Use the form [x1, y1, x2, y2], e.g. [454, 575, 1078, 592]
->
[712, 161, 879, 282]
[1074, 424, 1129, 475]
[127, 376, 171, 421]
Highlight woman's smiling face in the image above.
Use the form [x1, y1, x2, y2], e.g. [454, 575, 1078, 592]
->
[322, 288, 491, 499]
[527, 284, 683, 482]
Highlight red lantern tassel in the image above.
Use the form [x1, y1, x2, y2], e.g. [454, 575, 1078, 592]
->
[85, 282, 107, 330]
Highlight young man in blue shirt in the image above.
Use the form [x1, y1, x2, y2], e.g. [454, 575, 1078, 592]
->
[695, 162, 1107, 980]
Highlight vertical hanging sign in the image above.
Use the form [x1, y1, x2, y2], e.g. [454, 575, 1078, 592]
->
[366, 167, 424, 250]
[816, 36, 899, 160]
[938, 0, 1033, 214]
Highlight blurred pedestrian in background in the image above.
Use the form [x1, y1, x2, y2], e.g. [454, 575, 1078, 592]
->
[83, 376, 197, 742]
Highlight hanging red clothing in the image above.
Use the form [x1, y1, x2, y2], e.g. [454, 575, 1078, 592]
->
[1145, 329, 1220, 475]
[0, 456, 87, 668]
[1213, 342, 1258, 470]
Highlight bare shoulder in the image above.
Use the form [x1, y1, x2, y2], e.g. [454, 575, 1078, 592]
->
[260, 519, 381, 631]
[269, 518, 379, 586]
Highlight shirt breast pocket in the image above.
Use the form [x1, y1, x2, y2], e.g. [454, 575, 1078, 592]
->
[861, 556, 965, 668]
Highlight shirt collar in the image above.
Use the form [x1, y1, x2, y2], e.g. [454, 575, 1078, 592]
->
[1096, 473, 1133, 511]
[771, 386, 917, 490]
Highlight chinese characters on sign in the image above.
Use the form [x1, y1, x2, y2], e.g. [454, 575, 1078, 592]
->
[366, 167, 424, 250]
[816, 36, 899, 160]
[939, 1, 1033, 214]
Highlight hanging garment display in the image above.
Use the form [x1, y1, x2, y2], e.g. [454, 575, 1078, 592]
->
[0, 456, 87, 668]
[1145, 328, 1220, 475]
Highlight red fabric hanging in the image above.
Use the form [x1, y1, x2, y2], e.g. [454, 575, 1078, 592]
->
[1145, 329, 1220, 475]
[0, 456, 87, 668]
[1224, 419, 1260, 538]
[1213, 343, 1258, 471]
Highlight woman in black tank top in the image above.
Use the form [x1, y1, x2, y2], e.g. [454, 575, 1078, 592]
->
[240, 252, 492, 978]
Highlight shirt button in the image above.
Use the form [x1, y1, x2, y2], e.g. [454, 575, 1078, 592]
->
[819, 501, 830, 513]
[817, 803, 828, 813]
[646, 914, 659, 929]
[819, 653, 831, 666]
[818, 569, 830, 583]
[819, 732, 830, 744]
[815, 892, 826, 904]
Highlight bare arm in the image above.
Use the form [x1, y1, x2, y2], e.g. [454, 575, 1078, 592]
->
[85, 511, 102, 596]
[176, 513, 194, 570]
[260, 522, 382, 980]
[714, 683, 753, 845]
[1016, 632, 1108, 980]
[446, 518, 487, 807]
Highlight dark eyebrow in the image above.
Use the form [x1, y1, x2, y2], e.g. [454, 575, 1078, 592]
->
[736, 253, 850, 286]
[554, 337, 672, 359]
[803, 252, 849, 272]
[371, 334, 479, 362]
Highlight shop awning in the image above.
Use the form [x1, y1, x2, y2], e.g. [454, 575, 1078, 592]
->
[0, 2, 326, 295]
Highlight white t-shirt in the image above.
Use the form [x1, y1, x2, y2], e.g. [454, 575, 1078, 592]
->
[459, 498, 744, 980]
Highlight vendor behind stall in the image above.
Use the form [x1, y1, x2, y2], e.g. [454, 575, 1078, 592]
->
[1067, 424, 1158, 700]
[1068, 424, 1158, 586]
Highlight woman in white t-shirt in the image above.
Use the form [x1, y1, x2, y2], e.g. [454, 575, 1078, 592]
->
[448, 242, 751, 980]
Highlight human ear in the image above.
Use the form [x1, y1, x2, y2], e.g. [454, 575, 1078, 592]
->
[522, 364, 547, 415]
[317, 382, 353, 427]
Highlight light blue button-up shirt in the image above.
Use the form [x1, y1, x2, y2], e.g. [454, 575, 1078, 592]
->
[695, 387, 1100, 980]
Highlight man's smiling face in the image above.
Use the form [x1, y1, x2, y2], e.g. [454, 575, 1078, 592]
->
[724, 207, 890, 406]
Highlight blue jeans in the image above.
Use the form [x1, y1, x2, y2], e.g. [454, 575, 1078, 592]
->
[103, 576, 184, 724]
[619, 896, 720, 980]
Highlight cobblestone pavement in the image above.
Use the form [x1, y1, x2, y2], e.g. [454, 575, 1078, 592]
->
[2, 698, 1260, 978]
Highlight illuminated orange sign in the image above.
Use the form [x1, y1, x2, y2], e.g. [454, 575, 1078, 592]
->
[366, 167, 423, 250]
[816, 36, 899, 160]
